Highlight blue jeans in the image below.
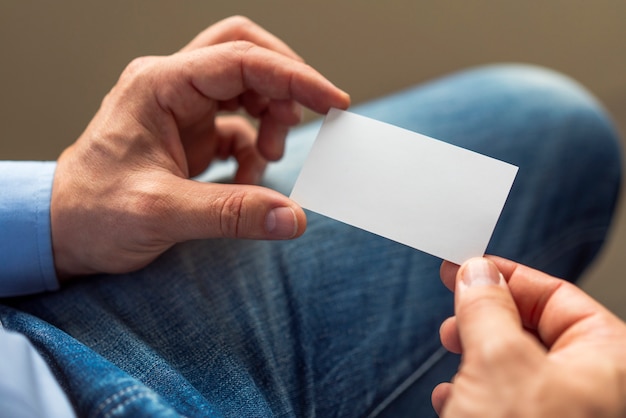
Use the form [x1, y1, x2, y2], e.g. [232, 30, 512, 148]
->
[1, 65, 621, 417]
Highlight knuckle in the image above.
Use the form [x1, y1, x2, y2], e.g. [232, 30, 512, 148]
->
[474, 335, 522, 365]
[111, 55, 175, 113]
[122, 56, 156, 79]
[217, 191, 247, 238]
[459, 289, 515, 320]
[117, 56, 166, 92]
[224, 15, 254, 32]
[229, 39, 256, 55]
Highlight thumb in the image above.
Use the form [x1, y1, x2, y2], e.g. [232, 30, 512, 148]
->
[455, 257, 523, 354]
[158, 176, 306, 242]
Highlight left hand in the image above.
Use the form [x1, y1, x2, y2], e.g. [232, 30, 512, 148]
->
[51, 16, 350, 280]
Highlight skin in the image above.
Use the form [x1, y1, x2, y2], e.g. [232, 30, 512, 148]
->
[433, 256, 626, 417]
[50, 16, 350, 279]
[48, 16, 626, 416]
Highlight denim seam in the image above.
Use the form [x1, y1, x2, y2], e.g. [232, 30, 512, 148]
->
[366, 346, 448, 418]
[91, 384, 142, 418]
[102, 392, 156, 418]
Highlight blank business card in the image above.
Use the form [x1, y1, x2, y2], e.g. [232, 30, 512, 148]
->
[290, 108, 518, 265]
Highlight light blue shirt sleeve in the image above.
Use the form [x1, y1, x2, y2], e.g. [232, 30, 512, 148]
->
[0, 161, 60, 296]
[0, 162, 75, 416]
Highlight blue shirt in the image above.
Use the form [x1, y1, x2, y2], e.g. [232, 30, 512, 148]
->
[0, 161, 75, 417]
[0, 161, 59, 296]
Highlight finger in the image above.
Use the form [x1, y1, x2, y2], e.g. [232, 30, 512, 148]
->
[169, 41, 350, 115]
[178, 119, 218, 178]
[239, 92, 303, 123]
[245, 97, 302, 161]
[440, 260, 460, 292]
[454, 257, 524, 354]
[486, 255, 625, 349]
[432, 382, 452, 416]
[263, 99, 303, 125]
[155, 174, 306, 241]
[239, 90, 270, 117]
[214, 116, 268, 184]
[218, 97, 241, 112]
[180, 15, 303, 62]
[239, 91, 303, 124]
[257, 115, 288, 161]
[439, 316, 462, 354]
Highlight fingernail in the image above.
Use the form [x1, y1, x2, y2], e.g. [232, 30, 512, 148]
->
[460, 258, 503, 289]
[265, 207, 297, 238]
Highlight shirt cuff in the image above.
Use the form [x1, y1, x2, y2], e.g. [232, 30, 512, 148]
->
[0, 161, 59, 296]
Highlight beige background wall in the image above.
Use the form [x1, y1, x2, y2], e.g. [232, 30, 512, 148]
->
[1, 2, 626, 316]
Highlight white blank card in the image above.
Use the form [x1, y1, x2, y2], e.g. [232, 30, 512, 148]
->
[290, 108, 518, 265]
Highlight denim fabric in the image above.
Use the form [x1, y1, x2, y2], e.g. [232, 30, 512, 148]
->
[0, 328, 74, 417]
[1, 64, 621, 417]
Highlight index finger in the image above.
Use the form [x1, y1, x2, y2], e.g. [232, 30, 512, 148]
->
[180, 15, 302, 61]
[487, 256, 622, 350]
[169, 41, 350, 115]
[446, 256, 624, 351]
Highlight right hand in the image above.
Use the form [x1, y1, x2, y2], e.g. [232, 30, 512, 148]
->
[433, 256, 626, 417]
[51, 16, 350, 280]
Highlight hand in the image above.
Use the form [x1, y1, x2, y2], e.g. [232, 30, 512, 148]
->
[432, 256, 626, 417]
[51, 16, 350, 279]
